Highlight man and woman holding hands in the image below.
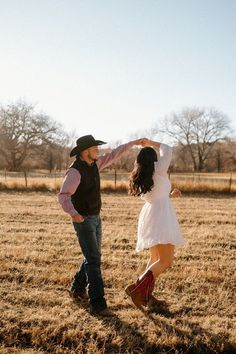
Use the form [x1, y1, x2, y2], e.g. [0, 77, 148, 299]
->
[58, 135, 185, 317]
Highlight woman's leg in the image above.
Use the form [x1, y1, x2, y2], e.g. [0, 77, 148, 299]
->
[144, 246, 160, 306]
[144, 244, 174, 306]
[144, 243, 175, 279]
[125, 246, 160, 307]
[146, 245, 160, 269]
[125, 244, 175, 308]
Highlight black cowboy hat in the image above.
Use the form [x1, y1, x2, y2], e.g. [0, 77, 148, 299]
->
[70, 135, 107, 157]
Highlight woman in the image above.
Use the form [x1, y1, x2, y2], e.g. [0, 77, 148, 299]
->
[125, 138, 185, 309]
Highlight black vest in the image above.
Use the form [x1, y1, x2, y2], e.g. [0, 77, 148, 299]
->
[70, 158, 101, 215]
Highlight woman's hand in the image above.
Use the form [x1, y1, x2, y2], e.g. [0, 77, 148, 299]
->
[170, 188, 182, 198]
[140, 139, 161, 149]
[132, 138, 149, 146]
[139, 138, 150, 147]
[132, 138, 159, 148]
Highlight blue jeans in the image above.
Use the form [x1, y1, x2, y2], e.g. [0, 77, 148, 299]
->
[71, 215, 107, 312]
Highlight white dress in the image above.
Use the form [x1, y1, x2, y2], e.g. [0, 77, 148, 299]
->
[136, 143, 185, 252]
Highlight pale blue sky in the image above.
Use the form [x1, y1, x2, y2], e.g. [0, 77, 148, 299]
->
[0, 0, 236, 143]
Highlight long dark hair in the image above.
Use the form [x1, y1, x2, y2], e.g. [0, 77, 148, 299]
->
[128, 147, 157, 196]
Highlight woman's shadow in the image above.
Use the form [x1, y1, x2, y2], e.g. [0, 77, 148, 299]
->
[99, 299, 232, 353]
[69, 291, 232, 353]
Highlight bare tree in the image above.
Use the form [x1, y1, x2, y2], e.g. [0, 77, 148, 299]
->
[227, 139, 236, 170]
[155, 107, 231, 171]
[171, 144, 193, 171]
[0, 101, 67, 171]
[42, 139, 70, 173]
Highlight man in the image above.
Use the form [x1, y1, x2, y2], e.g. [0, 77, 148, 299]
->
[58, 134, 144, 316]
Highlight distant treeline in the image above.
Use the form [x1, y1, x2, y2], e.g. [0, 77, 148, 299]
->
[0, 101, 235, 172]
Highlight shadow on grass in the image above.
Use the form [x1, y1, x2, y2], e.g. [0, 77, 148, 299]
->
[1, 293, 233, 354]
[98, 300, 233, 354]
[68, 290, 233, 353]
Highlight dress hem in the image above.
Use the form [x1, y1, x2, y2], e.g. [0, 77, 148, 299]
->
[136, 240, 186, 252]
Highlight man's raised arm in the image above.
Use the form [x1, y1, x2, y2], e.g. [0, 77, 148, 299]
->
[97, 138, 146, 171]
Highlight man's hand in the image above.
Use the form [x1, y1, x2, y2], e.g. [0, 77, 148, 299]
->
[72, 214, 85, 223]
[170, 188, 182, 198]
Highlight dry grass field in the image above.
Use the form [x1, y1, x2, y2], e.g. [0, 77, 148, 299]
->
[0, 192, 235, 353]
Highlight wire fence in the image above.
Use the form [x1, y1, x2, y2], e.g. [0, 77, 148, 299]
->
[0, 170, 235, 192]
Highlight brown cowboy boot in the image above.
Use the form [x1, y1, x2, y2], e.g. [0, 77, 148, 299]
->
[125, 270, 155, 309]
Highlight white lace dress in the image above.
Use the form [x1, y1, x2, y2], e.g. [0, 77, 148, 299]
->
[136, 143, 185, 252]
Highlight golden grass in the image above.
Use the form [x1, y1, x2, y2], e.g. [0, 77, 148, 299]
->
[0, 175, 236, 194]
[171, 179, 236, 193]
[0, 192, 235, 353]
[0, 177, 58, 192]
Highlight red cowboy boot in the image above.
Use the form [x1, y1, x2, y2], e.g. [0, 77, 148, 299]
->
[125, 270, 155, 309]
[147, 294, 159, 308]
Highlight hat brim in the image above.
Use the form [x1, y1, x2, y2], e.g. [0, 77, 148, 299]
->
[70, 140, 106, 157]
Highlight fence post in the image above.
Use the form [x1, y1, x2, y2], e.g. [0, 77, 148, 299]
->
[114, 169, 117, 189]
[54, 166, 57, 188]
[229, 173, 232, 193]
[23, 170, 28, 188]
